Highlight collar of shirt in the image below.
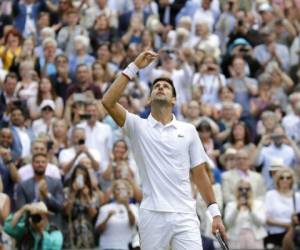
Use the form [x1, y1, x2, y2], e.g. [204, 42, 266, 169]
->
[236, 168, 250, 179]
[147, 113, 178, 129]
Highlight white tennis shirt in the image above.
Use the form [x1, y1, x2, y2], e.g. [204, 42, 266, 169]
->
[123, 112, 209, 213]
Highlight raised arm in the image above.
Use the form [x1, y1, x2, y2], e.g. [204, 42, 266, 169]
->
[102, 50, 158, 127]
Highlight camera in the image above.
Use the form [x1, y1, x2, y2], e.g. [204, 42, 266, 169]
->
[239, 187, 249, 199]
[29, 214, 42, 224]
[78, 139, 85, 145]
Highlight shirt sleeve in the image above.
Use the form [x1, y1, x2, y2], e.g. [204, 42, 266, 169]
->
[4, 213, 26, 241]
[189, 126, 210, 168]
[123, 111, 140, 138]
[95, 205, 109, 226]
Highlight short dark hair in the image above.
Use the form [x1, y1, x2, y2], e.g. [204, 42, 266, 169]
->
[150, 77, 177, 98]
[4, 72, 18, 83]
[32, 153, 48, 161]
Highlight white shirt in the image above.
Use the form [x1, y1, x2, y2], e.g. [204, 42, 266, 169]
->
[96, 202, 138, 249]
[18, 163, 61, 181]
[78, 121, 113, 170]
[265, 190, 300, 234]
[58, 146, 101, 178]
[123, 112, 209, 213]
[32, 118, 55, 138]
[15, 127, 31, 158]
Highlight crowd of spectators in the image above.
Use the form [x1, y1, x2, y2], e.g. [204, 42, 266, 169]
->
[0, 0, 300, 249]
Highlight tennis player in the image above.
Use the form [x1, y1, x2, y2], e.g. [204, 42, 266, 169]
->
[102, 50, 226, 250]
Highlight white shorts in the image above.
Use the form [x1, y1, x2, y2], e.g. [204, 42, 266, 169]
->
[138, 209, 203, 250]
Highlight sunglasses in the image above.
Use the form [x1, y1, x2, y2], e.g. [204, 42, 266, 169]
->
[279, 175, 292, 180]
[42, 107, 53, 111]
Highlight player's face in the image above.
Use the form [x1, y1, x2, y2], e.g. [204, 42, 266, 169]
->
[150, 81, 175, 105]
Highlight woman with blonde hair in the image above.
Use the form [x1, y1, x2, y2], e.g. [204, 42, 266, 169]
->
[95, 179, 138, 250]
[224, 180, 267, 249]
[265, 168, 300, 248]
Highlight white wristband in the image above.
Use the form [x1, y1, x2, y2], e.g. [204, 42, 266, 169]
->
[122, 62, 139, 80]
[207, 203, 221, 218]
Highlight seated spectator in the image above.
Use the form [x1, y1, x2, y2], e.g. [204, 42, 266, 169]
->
[18, 139, 61, 181]
[224, 121, 256, 157]
[4, 202, 63, 250]
[196, 121, 221, 164]
[219, 147, 237, 171]
[15, 153, 64, 228]
[224, 180, 267, 249]
[32, 100, 57, 138]
[222, 149, 265, 205]
[28, 77, 64, 119]
[63, 164, 100, 249]
[92, 60, 114, 94]
[121, 14, 145, 47]
[95, 179, 139, 250]
[264, 168, 300, 249]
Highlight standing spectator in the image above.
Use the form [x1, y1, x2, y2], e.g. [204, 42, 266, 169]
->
[18, 139, 61, 181]
[0, 176, 11, 250]
[224, 180, 267, 249]
[0, 126, 21, 162]
[4, 202, 63, 250]
[227, 56, 258, 117]
[58, 127, 100, 179]
[0, 145, 20, 198]
[0, 73, 18, 121]
[95, 179, 139, 250]
[15, 60, 38, 102]
[28, 77, 64, 119]
[69, 35, 95, 77]
[253, 27, 290, 72]
[63, 164, 99, 249]
[254, 126, 298, 189]
[222, 149, 265, 205]
[31, 100, 57, 138]
[51, 54, 72, 103]
[50, 119, 68, 160]
[0, 29, 22, 70]
[192, 55, 226, 106]
[66, 64, 102, 101]
[10, 106, 33, 160]
[12, 0, 46, 37]
[15, 153, 64, 227]
[78, 101, 113, 170]
[57, 8, 88, 55]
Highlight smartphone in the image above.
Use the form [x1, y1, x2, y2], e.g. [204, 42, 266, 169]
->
[215, 232, 229, 250]
[78, 139, 85, 145]
[76, 175, 84, 189]
[74, 93, 87, 103]
[79, 113, 92, 120]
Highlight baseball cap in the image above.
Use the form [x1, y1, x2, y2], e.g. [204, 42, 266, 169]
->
[39, 100, 55, 111]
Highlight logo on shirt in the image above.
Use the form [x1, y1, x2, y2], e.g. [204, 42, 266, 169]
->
[177, 134, 184, 138]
